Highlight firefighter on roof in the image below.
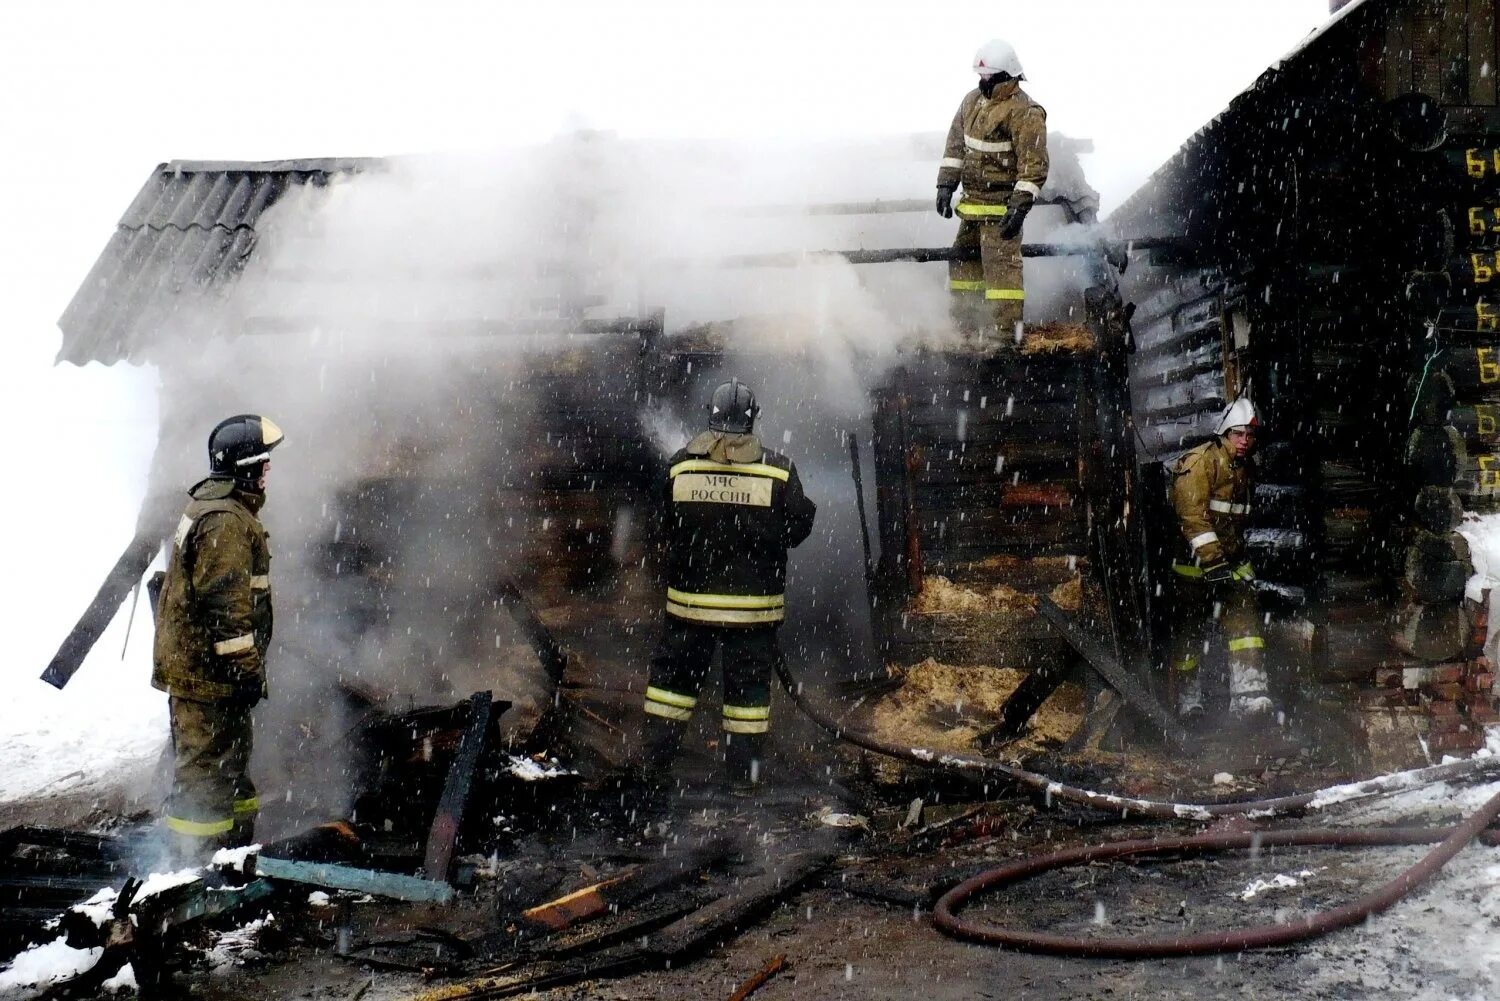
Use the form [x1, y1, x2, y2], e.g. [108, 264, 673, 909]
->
[1167, 398, 1274, 719]
[152, 414, 282, 860]
[936, 38, 1049, 352]
[640, 380, 816, 807]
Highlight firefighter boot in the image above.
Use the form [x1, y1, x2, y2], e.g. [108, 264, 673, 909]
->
[723, 732, 766, 798]
[639, 715, 684, 819]
[1176, 666, 1205, 718]
[1228, 659, 1275, 718]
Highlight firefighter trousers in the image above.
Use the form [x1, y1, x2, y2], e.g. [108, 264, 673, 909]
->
[165, 696, 258, 859]
[949, 218, 1024, 345]
[642, 617, 778, 786]
[1167, 575, 1267, 700]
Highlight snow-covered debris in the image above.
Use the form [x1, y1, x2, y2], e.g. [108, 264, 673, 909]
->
[1238, 870, 1313, 901]
[0, 937, 102, 995]
[1213, 772, 1235, 786]
[209, 844, 261, 871]
[307, 891, 331, 906]
[70, 887, 119, 928]
[100, 963, 136, 993]
[205, 914, 274, 972]
[134, 868, 199, 900]
[505, 755, 575, 781]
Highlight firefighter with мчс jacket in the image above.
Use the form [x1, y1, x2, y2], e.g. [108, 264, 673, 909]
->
[640, 380, 816, 809]
[152, 414, 283, 861]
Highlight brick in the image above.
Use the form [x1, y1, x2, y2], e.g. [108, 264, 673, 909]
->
[1466, 672, 1495, 693]
[1467, 705, 1500, 724]
[1429, 731, 1484, 753]
[1427, 698, 1462, 716]
[1476, 657, 1493, 672]
[1427, 714, 1468, 736]
[1430, 682, 1466, 701]
[1432, 665, 1466, 684]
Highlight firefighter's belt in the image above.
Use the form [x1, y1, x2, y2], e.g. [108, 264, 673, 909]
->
[955, 201, 1009, 218]
[1171, 560, 1255, 581]
[666, 589, 785, 624]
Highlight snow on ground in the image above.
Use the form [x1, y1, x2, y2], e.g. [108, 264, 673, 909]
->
[0, 938, 102, 999]
[0, 354, 165, 814]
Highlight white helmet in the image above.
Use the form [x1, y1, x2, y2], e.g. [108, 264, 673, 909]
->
[973, 39, 1024, 79]
[1215, 397, 1261, 436]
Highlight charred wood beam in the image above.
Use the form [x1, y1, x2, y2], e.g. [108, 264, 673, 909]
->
[495, 576, 569, 685]
[40, 532, 161, 689]
[423, 691, 495, 883]
[521, 837, 735, 932]
[720, 243, 1114, 268]
[256, 856, 454, 904]
[1034, 596, 1187, 748]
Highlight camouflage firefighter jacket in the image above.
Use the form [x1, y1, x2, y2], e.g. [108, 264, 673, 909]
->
[1169, 437, 1253, 567]
[937, 79, 1049, 207]
[152, 477, 273, 703]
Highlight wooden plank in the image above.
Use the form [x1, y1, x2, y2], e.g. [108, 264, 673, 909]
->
[256, 856, 454, 904]
[1034, 597, 1188, 747]
[1386, 1, 1414, 98]
[1415, 3, 1444, 97]
[40, 531, 162, 689]
[423, 691, 493, 882]
[1471, 0, 1497, 104]
[1442, 0, 1471, 105]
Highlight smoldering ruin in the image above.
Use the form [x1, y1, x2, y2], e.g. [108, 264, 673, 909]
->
[14, 2, 1500, 998]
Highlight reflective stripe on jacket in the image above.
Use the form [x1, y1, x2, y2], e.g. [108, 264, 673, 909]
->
[937, 80, 1048, 205]
[152, 477, 273, 703]
[1169, 438, 1253, 567]
[663, 433, 816, 626]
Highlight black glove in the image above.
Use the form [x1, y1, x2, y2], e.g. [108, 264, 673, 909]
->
[997, 190, 1034, 239]
[936, 186, 955, 219]
[1201, 561, 1234, 584]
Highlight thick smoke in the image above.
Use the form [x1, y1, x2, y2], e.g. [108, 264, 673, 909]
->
[135, 131, 1102, 832]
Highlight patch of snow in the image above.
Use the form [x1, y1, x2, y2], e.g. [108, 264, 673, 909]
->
[307, 891, 331, 906]
[505, 756, 575, 781]
[209, 844, 261, 871]
[101, 963, 136, 993]
[135, 869, 199, 900]
[1213, 772, 1235, 786]
[1238, 869, 1314, 901]
[70, 887, 119, 928]
[0, 937, 102, 995]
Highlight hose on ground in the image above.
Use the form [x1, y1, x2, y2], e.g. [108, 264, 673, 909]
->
[931, 792, 1500, 955]
[773, 657, 1500, 819]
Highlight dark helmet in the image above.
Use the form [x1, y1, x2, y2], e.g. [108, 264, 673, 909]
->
[208, 414, 285, 486]
[707, 379, 759, 434]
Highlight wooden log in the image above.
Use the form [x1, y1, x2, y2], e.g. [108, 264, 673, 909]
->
[423, 691, 494, 883]
[40, 531, 161, 689]
[521, 837, 735, 932]
[1034, 597, 1187, 747]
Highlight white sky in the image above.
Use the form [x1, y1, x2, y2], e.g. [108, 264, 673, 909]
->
[0, 0, 1328, 756]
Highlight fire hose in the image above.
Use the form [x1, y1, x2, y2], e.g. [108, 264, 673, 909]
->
[774, 659, 1500, 955]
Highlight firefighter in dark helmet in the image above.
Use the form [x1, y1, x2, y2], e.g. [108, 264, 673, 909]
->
[152, 415, 283, 859]
[1166, 398, 1273, 719]
[641, 380, 816, 806]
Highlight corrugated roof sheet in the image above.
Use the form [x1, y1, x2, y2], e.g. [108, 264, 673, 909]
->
[57, 158, 380, 365]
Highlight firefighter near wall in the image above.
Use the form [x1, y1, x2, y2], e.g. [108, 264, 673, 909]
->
[1166, 398, 1274, 720]
[640, 380, 816, 807]
[151, 414, 283, 861]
